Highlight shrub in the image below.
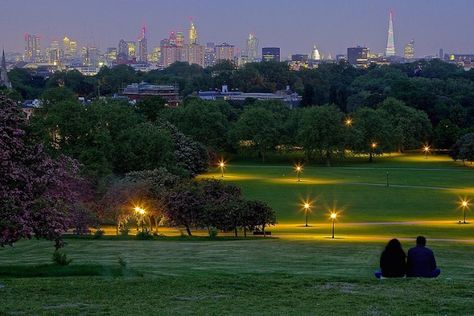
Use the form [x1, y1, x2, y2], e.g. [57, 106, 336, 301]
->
[52, 250, 72, 266]
[119, 225, 130, 236]
[93, 229, 104, 239]
[209, 227, 219, 239]
[136, 230, 153, 240]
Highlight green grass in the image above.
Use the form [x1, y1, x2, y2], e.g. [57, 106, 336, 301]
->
[1, 238, 474, 315]
[1, 154, 473, 315]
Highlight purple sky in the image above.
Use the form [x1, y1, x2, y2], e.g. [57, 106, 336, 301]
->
[1, 0, 473, 58]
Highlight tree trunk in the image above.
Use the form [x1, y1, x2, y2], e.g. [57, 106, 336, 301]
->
[244, 227, 247, 237]
[369, 152, 373, 162]
[262, 224, 266, 237]
[185, 225, 192, 236]
[234, 227, 238, 237]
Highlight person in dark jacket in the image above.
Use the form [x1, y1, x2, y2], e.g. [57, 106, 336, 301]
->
[375, 238, 407, 279]
[407, 236, 441, 278]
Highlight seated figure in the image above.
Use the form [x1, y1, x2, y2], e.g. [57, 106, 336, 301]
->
[375, 238, 407, 279]
[407, 236, 441, 278]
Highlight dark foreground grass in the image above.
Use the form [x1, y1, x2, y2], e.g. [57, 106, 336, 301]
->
[0, 264, 141, 278]
[1, 238, 473, 315]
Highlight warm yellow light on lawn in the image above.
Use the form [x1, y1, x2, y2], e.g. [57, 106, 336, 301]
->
[218, 159, 226, 177]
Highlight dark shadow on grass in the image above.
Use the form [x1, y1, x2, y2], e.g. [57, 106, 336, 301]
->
[0, 264, 143, 278]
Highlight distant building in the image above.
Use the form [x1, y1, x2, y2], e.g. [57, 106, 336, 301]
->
[439, 48, 444, 60]
[118, 39, 129, 62]
[311, 45, 321, 61]
[24, 34, 42, 62]
[385, 11, 396, 57]
[186, 44, 205, 67]
[138, 26, 148, 63]
[246, 33, 259, 62]
[347, 46, 369, 68]
[0, 50, 12, 89]
[127, 41, 136, 60]
[198, 85, 301, 109]
[262, 47, 280, 62]
[215, 43, 235, 62]
[105, 47, 117, 64]
[404, 39, 415, 60]
[63, 36, 77, 61]
[121, 82, 180, 106]
[189, 21, 198, 45]
[204, 42, 216, 67]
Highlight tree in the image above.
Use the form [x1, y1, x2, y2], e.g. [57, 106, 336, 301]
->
[450, 133, 474, 164]
[232, 107, 279, 162]
[433, 119, 460, 149]
[246, 200, 276, 236]
[0, 96, 84, 248]
[379, 97, 432, 152]
[297, 105, 345, 164]
[162, 181, 204, 236]
[349, 107, 393, 162]
[136, 96, 166, 122]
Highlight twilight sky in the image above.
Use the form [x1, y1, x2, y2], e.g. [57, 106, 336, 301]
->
[1, 0, 473, 58]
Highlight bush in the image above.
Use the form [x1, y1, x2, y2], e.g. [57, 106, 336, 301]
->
[209, 227, 219, 239]
[52, 250, 72, 266]
[136, 230, 153, 240]
[119, 225, 130, 236]
[93, 229, 104, 239]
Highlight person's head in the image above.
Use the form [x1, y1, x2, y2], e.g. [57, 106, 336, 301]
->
[416, 236, 426, 247]
[385, 238, 403, 252]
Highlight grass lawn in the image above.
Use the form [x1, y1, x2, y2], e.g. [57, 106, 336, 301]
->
[1, 238, 474, 315]
[1, 154, 473, 315]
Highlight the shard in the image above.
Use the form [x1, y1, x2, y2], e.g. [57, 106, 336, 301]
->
[385, 11, 396, 57]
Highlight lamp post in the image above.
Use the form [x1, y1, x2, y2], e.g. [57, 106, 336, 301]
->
[370, 142, 377, 163]
[345, 118, 353, 127]
[423, 145, 430, 159]
[302, 202, 312, 227]
[218, 160, 226, 178]
[460, 199, 470, 224]
[295, 164, 303, 182]
[330, 212, 337, 239]
[134, 206, 146, 232]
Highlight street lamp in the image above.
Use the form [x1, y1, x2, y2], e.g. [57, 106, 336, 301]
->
[423, 145, 430, 159]
[459, 199, 470, 224]
[134, 206, 146, 231]
[302, 201, 312, 227]
[369, 142, 377, 162]
[295, 164, 303, 182]
[330, 212, 338, 239]
[345, 118, 353, 127]
[218, 159, 226, 178]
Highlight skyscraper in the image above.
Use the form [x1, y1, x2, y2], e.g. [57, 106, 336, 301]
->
[311, 45, 321, 61]
[246, 33, 259, 62]
[0, 50, 12, 89]
[347, 46, 369, 68]
[385, 11, 396, 57]
[127, 41, 137, 59]
[138, 26, 148, 63]
[215, 43, 235, 62]
[63, 36, 77, 60]
[118, 39, 129, 62]
[189, 20, 198, 45]
[404, 39, 415, 60]
[24, 34, 41, 62]
[176, 32, 185, 47]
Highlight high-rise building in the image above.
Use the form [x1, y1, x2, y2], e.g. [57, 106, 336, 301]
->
[176, 32, 185, 47]
[138, 26, 148, 63]
[262, 47, 280, 62]
[311, 45, 321, 61]
[246, 33, 259, 62]
[127, 41, 136, 60]
[189, 20, 198, 45]
[215, 43, 235, 62]
[105, 47, 117, 64]
[186, 44, 204, 67]
[439, 48, 444, 60]
[118, 39, 128, 62]
[63, 36, 77, 60]
[24, 34, 41, 62]
[0, 50, 12, 89]
[404, 39, 415, 60]
[83, 46, 99, 67]
[149, 47, 161, 63]
[204, 42, 216, 68]
[385, 11, 396, 57]
[347, 46, 369, 68]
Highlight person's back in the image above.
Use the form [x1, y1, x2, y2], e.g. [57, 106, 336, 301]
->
[375, 238, 406, 278]
[407, 236, 441, 278]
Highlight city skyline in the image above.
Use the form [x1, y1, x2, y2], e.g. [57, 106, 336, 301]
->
[1, 0, 474, 58]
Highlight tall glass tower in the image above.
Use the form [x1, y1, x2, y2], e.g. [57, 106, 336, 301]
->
[385, 11, 396, 57]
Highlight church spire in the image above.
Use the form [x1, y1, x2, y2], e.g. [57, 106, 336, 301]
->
[1, 50, 12, 89]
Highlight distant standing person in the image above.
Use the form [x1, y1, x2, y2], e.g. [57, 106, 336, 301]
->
[407, 236, 441, 278]
[375, 238, 407, 279]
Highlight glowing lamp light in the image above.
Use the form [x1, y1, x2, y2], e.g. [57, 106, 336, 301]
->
[301, 200, 313, 227]
[371, 142, 377, 149]
[134, 206, 146, 215]
[294, 164, 303, 182]
[329, 211, 338, 239]
[459, 198, 471, 224]
[330, 212, 337, 220]
[218, 159, 226, 178]
[345, 118, 353, 126]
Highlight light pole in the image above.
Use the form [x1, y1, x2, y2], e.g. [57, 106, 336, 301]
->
[460, 199, 470, 224]
[218, 159, 226, 178]
[370, 142, 377, 163]
[423, 145, 430, 159]
[302, 201, 312, 227]
[345, 118, 353, 127]
[295, 164, 303, 182]
[330, 212, 337, 239]
[134, 206, 146, 232]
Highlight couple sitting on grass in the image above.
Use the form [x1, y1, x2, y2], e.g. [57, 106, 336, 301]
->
[375, 236, 441, 279]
